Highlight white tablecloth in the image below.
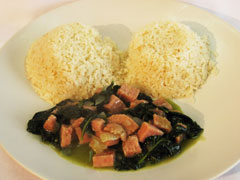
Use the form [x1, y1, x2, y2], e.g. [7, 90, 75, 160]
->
[0, 0, 240, 179]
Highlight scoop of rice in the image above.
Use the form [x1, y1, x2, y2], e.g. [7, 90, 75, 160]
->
[126, 21, 216, 99]
[25, 23, 122, 105]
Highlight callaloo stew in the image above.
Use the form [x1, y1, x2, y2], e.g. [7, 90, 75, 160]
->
[27, 83, 203, 170]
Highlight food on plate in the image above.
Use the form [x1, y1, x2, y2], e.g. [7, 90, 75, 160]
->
[25, 23, 124, 105]
[25, 21, 218, 106]
[126, 21, 216, 99]
[27, 84, 203, 170]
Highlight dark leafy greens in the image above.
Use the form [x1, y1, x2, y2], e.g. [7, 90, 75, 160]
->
[27, 83, 203, 170]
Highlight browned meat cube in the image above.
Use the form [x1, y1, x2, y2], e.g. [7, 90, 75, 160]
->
[122, 135, 142, 157]
[83, 105, 97, 112]
[104, 139, 119, 146]
[177, 123, 187, 129]
[94, 131, 101, 137]
[104, 123, 127, 141]
[95, 88, 103, 94]
[104, 95, 126, 114]
[137, 122, 164, 142]
[75, 127, 92, 144]
[130, 99, 148, 109]
[176, 134, 185, 144]
[108, 114, 139, 135]
[91, 118, 105, 132]
[117, 84, 140, 102]
[92, 150, 115, 168]
[153, 114, 172, 133]
[60, 125, 73, 148]
[43, 114, 57, 132]
[70, 117, 84, 128]
[153, 97, 173, 110]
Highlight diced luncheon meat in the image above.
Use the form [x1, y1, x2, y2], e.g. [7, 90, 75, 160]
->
[70, 117, 84, 128]
[177, 123, 187, 129]
[153, 97, 173, 110]
[97, 131, 120, 146]
[149, 120, 154, 125]
[91, 118, 105, 132]
[153, 114, 172, 133]
[104, 95, 126, 114]
[117, 84, 140, 102]
[176, 134, 185, 144]
[75, 127, 91, 144]
[60, 125, 73, 148]
[94, 131, 101, 137]
[103, 139, 119, 147]
[108, 114, 139, 135]
[93, 150, 115, 168]
[89, 136, 107, 154]
[104, 123, 127, 141]
[43, 114, 57, 132]
[137, 122, 164, 142]
[83, 105, 97, 112]
[122, 135, 142, 157]
[130, 99, 148, 109]
[95, 88, 103, 94]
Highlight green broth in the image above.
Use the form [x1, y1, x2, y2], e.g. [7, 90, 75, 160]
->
[52, 135, 204, 171]
[53, 144, 113, 170]
[166, 99, 182, 112]
[54, 144, 92, 167]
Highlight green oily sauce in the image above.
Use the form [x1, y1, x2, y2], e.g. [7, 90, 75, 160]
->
[52, 135, 205, 172]
[166, 99, 182, 113]
[52, 135, 204, 171]
[53, 144, 93, 168]
[52, 100, 203, 171]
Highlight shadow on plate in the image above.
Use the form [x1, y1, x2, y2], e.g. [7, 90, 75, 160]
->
[95, 24, 132, 50]
[182, 21, 217, 63]
[177, 101, 205, 128]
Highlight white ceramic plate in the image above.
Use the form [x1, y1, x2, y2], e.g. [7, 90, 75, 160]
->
[0, 0, 240, 179]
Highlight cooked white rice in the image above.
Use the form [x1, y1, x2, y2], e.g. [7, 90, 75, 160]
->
[125, 21, 216, 99]
[25, 23, 123, 105]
